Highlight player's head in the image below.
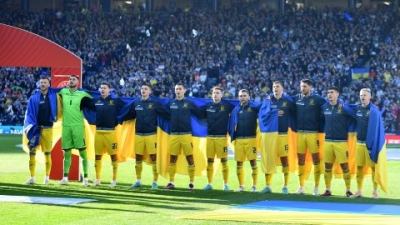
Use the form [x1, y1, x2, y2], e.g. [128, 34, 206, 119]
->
[212, 86, 223, 103]
[174, 82, 186, 100]
[141, 83, 152, 99]
[39, 76, 50, 92]
[69, 75, 79, 89]
[327, 86, 339, 103]
[238, 89, 250, 105]
[300, 78, 312, 96]
[272, 80, 284, 97]
[359, 88, 371, 107]
[100, 81, 111, 98]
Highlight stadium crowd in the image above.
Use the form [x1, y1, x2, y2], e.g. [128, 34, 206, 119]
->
[0, 4, 400, 133]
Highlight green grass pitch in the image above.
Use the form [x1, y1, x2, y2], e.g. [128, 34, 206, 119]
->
[0, 134, 399, 225]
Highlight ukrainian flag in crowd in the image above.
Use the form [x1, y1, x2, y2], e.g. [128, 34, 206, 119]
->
[351, 68, 369, 80]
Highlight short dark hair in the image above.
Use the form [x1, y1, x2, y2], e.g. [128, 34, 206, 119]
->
[300, 78, 313, 86]
[39, 75, 50, 82]
[70, 74, 79, 79]
[328, 86, 339, 93]
[273, 80, 284, 87]
[239, 89, 249, 94]
[142, 83, 152, 90]
[101, 81, 111, 88]
[175, 82, 185, 89]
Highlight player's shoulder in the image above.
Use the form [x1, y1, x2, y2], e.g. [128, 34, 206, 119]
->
[311, 93, 322, 98]
[58, 87, 68, 94]
[282, 95, 294, 102]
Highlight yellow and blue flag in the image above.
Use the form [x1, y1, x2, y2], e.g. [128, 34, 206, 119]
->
[351, 68, 369, 80]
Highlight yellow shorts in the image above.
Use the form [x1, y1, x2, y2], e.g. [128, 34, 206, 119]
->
[206, 136, 228, 159]
[297, 132, 319, 154]
[277, 135, 289, 157]
[95, 130, 117, 155]
[324, 141, 348, 164]
[33, 128, 53, 152]
[135, 134, 157, 155]
[170, 134, 193, 156]
[234, 138, 257, 161]
[355, 143, 375, 167]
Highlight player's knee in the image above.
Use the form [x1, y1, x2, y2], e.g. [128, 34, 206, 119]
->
[110, 154, 117, 161]
[186, 155, 194, 164]
[170, 155, 177, 163]
[325, 163, 333, 170]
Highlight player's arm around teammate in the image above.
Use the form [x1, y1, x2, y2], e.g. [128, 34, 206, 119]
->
[232, 89, 260, 193]
[200, 86, 234, 191]
[320, 87, 354, 197]
[292, 79, 327, 195]
[92, 81, 126, 188]
[58, 75, 92, 186]
[164, 82, 202, 190]
[129, 83, 168, 190]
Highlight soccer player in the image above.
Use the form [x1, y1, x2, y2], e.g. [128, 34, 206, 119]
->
[24, 76, 58, 185]
[293, 79, 327, 195]
[320, 87, 353, 197]
[92, 82, 125, 188]
[129, 83, 168, 189]
[164, 82, 202, 190]
[260, 81, 295, 194]
[231, 89, 260, 192]
[200, 86, 234, 191]
[58, 75, 92, 186]
[350, 88, 384, 199]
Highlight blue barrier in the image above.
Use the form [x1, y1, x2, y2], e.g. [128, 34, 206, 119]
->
[0, 126, 24, 134]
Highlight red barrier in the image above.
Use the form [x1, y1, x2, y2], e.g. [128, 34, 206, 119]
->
[385, 135, 400, 145]
[50, 139, 80, 180]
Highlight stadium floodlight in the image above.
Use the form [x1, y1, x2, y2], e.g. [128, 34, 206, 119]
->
[125, 1, 132, 4]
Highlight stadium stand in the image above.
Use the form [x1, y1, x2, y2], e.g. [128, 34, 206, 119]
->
[0, 5, 399, 133]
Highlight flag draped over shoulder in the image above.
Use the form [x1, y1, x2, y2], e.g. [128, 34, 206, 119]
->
[23, 88, 58, 148]
[366, 104, 388, 192]
[258, 99, 298, 174]
[258, 99, 279, 174]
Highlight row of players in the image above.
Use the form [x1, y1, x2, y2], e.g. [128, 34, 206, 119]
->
[24, 75, 384, 198]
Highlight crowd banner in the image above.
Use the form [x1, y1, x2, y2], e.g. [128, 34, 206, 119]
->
[351, 68, 369, 80]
